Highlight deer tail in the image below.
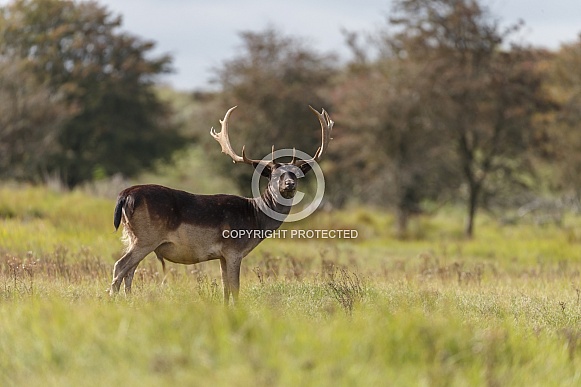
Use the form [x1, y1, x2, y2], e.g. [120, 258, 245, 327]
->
[113, 195, 125, 231]
[114, 190, 137, 231]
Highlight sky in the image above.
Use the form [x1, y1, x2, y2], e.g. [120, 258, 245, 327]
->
[97, 0, 581, 91]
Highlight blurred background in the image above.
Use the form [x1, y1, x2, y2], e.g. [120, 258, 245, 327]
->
[1, 0, 581, 238]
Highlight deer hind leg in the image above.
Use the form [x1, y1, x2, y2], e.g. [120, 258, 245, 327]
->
[123, 264, 140, 295]
[110, 245, 153, 296]
[155, 252, 168, 286]
[220, 256, 242, 306]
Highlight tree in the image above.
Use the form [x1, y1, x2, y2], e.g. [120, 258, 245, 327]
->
[0, 0, 186, 187]
[331, 50, 458, 236]
[549, 36, 581, 201]
[0, 58, 71, 181]
[390, 0, 552, 237]
[211, 27, 337, 194]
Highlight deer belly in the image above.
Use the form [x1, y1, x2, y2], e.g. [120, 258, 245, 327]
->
[156, 225, 222, 264]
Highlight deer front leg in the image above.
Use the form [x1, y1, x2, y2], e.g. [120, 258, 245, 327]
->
[220, 257, 231, 305]
[220, 256, 242, 305]
[226, 256, 242, 305]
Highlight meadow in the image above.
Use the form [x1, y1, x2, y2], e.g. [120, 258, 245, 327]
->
[2, 185, 581, 386]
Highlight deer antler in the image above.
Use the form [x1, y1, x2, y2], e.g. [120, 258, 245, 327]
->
[211, 106, 333, 168]
[294, 106, 334, 168]
[210, 106, 262, 165]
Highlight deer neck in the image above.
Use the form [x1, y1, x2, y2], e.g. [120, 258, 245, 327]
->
[251, 182, 292, 231]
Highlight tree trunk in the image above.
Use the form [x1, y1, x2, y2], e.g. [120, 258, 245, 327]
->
[465, 182, 480, 238]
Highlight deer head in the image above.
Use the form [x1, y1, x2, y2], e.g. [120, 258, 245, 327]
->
[210, 106, 334, 203]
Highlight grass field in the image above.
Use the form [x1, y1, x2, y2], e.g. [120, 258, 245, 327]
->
[2, 185, 581, 386]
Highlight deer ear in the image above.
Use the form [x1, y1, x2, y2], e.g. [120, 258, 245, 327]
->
[298, 161, 314, 175]
[253, 162, 273, 178]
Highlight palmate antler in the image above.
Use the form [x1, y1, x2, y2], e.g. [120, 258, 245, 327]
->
[293, 106, 334, 169]
[209, 106, 263, 165]
[210, 105, 334, 166]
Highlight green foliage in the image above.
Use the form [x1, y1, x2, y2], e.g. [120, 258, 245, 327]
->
[140, 88, 241, 195]
[333, 0, 556, 237]
[547, 35, 581, 198]
[0, 0, 187, 187]
[0, 58, 71, 182]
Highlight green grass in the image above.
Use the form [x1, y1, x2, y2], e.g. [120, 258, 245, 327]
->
[2, 185, 581, 385]
[0, 185, 118, 258]
[3, 271, 581, 386]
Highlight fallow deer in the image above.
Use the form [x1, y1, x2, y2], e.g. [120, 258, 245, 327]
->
[109, 106, 333, 304]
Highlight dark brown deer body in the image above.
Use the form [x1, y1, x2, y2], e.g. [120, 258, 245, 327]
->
[110, 106, 333, 304]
